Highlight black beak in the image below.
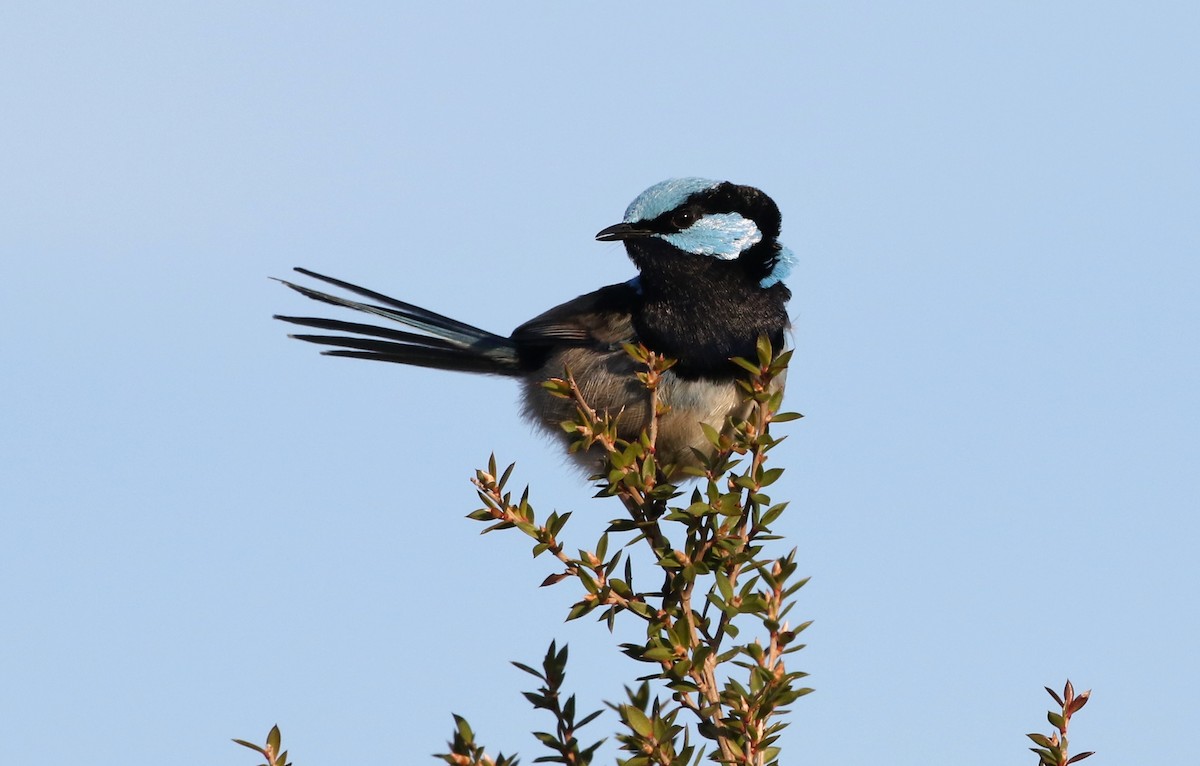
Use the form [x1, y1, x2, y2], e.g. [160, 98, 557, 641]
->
[595, 222, 653, 242]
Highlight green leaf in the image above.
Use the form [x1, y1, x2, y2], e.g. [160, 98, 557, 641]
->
[699, 422, 723, 447]
[643, 647, 674, 662]
[523, 691, 550, 709]
[756, 334, 773, 367]
[771, 410, 803, 422]
[578, 708, 604, 728]
[231, 740, 267, 757]
[725, 737, 746, 758]
[566, 600, 596, 621]
[454, 714, 474, 741]
[609, 578, 632, 597]
[715, 569, 734, 601]
[624, 705, 653, 737]
[731, 355, 761, 375]
[758, 467, 785, 487]
[627, 600, 654, 619]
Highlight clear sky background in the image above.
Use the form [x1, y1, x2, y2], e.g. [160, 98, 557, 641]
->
[2, 3, 1197, 765]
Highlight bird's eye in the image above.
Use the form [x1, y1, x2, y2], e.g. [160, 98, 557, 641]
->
[671, 208, 699, 229]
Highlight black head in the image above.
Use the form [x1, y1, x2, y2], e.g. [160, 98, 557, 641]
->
[596, 178, 794, 290]
[595, 179, 794, 377]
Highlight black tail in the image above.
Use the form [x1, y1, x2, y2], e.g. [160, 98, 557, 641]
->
[275, 268, 522, 375]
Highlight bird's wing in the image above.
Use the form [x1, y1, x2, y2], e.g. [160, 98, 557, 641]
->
[510, 282, 640, 348]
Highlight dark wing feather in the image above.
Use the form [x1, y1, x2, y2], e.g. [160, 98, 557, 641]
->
[511, 282, 640, 348]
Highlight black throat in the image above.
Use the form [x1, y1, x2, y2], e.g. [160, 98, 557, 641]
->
[630, 243, 791, 379]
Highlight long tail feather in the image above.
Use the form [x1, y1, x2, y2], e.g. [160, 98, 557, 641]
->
[275, 315, 464, 350]
[291, 267, 496, 346]
[276, 268, 522, 375]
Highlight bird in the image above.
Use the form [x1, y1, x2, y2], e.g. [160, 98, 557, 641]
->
[275, 178, 795, 476]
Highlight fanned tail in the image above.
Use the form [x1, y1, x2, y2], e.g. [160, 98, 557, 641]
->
[275, 267, 522, 375]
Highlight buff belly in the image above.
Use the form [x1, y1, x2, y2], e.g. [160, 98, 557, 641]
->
[519, 347, 765, 477]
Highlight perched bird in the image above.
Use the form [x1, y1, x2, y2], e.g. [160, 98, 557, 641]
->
[276, 178, 794, 475]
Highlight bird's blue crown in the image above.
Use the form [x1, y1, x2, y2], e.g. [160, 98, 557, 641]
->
[624, 178, 721, 223]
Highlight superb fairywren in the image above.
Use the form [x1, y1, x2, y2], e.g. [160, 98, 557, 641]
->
[276, 178, 794, 475]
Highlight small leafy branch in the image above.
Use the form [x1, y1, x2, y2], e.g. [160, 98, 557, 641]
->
[436, 715, 519, 766]
[235, 340, 1098, 766]
[463, 338, 810, 765]
[1028, 680, 1094, 766]
[233, 725, 291, 766]
[512, 641, 605, 765]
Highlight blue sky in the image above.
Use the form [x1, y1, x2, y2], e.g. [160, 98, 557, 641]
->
[2, 3, 1197, 764]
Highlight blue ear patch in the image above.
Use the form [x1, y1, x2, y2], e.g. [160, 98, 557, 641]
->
[760, 243, 796, 287]
[624, 178, 719, 223]
[659, 212, 763, 259]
